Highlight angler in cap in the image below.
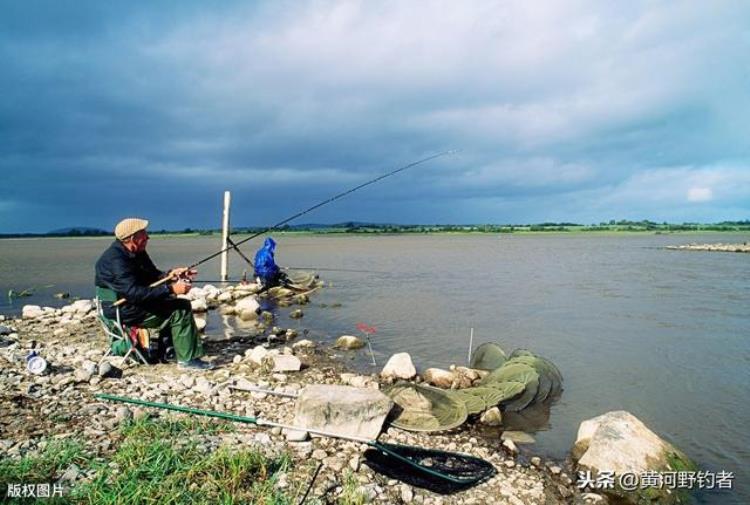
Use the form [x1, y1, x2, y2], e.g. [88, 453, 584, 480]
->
[95, 218, 213, 370]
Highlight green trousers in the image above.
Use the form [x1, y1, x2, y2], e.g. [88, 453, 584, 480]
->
[140, 298, 203, 362]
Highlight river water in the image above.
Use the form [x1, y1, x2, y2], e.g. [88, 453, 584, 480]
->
[1, 233, 748, 504]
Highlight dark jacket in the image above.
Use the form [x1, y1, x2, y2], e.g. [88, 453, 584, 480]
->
[95, 240, 171, 324]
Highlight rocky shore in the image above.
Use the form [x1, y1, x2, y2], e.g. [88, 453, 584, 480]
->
[0, 286, 609, 504]
[665, 242, 750, 253]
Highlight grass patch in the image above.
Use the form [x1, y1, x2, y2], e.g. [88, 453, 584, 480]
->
[1, 417, 296, 504]
[336, 471, 367, 505]
[0, 439, 88, 504]
[77, 416, 292, 504]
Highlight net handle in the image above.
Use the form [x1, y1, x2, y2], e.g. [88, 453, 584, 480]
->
[95, 393, 491, 485]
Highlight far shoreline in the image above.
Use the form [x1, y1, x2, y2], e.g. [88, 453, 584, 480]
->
[2, 228, 750, 241]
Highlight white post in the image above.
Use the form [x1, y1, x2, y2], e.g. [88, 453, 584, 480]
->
[220, 191, 231, 281]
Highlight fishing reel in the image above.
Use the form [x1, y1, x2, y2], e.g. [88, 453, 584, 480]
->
[171, 268, 197, 285]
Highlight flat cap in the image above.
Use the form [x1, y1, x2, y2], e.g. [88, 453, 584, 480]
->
[114, 218, 149, 240]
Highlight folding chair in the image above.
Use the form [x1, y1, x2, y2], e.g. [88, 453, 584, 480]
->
[95, 286, 150, 366]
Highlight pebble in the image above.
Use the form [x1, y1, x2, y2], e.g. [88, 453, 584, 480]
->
[312, 449, 327, 460]
[502, 439, 518, 455]
[114, 407, 132, 423]
[400, 483, 414, 503]
[98, 361, 113, 378]
[323, 456, 345, 472]
[348, 455, 360, 472]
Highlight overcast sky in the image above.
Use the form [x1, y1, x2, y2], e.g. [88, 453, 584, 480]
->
[1, 0, 749, 232]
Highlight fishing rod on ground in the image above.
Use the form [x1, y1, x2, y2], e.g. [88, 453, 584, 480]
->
[113, 150, 457, 306]
[96, 393, 495, 493]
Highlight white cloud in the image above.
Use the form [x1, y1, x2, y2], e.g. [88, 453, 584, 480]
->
[687, 187, 713, 203]
[590, 164, 750, 219]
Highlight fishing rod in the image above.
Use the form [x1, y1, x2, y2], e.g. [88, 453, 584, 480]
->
[113, 150, 456, 305]
[199, 149, 456, 267]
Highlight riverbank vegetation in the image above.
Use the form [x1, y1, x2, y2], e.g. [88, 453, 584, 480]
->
[0, 417, 303, 504]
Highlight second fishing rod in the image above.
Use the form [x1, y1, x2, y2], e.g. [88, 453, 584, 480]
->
[113, 150, 456, 305]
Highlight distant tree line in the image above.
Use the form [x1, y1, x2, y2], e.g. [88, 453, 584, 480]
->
[1, 220, 748, 239]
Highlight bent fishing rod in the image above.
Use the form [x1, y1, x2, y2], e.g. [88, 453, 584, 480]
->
[113, 150, 456, 305]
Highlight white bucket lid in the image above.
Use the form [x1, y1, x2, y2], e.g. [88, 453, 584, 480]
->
[27, 355, 47, 374]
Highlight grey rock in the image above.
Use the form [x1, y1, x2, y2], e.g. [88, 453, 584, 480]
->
[247, 346, 269, 366]
[292, 339, 315, 350]
[334, 335, 365, 350]
[98, 361, 113, 378]
[115, 407, 132, 423]
[74, 369, 94, 383]
[283, 428, 309, 441]
[293, 385, 392, 441]
[501, 431, 536, 444]
[348, 455, 361, 472]
[421, 368, 455, 388]
[57, 463, 80, 483]
[581, 493, 609, 504]
[502, 439, 518, 455]
[400, 483, 414, 503]
[81, 360, 97, 376]
[480, 407, 503, 426]
[323, 456, 345, 472]
[380, 353, 416, 380]
[272, 355, 302, 372]
[573, 411, 695, 505]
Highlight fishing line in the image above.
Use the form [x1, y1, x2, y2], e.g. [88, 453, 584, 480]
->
[114, 150, 457, 303]
[190, 149, 457, 269]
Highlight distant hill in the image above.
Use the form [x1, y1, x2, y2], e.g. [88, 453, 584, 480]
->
[48, 226, 109, 235]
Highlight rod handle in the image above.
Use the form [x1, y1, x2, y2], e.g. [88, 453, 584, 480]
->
[112, 275, 172, 307]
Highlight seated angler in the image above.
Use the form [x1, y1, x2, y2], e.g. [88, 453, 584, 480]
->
[95, 218, 213, 370]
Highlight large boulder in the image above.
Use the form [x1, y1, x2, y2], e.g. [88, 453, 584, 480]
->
[293, 385, 393, 440]
[380, 353, 416, 380]
[572, 411, 697, 504]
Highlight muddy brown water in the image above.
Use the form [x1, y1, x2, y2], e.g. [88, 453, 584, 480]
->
[1, 233, 748, 504]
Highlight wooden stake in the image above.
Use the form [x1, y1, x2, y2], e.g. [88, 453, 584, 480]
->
[220, 191, 231, 282]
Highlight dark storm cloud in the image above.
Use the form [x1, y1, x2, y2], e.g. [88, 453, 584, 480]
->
[1, 0, 749, 232]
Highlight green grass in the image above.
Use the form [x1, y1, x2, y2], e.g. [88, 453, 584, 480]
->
[0, 439, 88, 504]
[336, 471, 366, 505]
[1, 417, 297, 505]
